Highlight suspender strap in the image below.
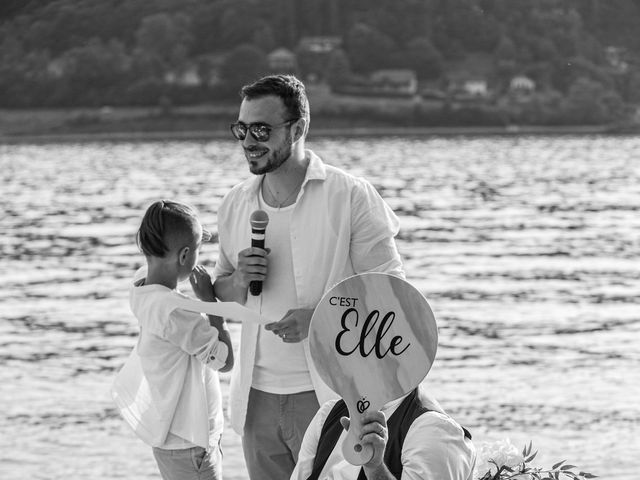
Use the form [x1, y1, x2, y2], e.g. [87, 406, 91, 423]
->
[306, 399, 349, 480]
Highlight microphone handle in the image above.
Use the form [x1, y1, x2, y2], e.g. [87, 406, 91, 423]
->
[249, 228, 266, 296]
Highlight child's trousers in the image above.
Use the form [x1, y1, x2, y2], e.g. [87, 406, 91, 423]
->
[152, 444, 221, 480]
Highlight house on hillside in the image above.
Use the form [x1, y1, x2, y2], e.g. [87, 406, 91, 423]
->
[296, 36, 343, 82]
[510, 75, 535, 93]
[47, 58, 65, 78]
[370, 69, 418, 96]
[297, 36, 342, 54]
[195, 54, 225, 86]
[604, 46, 629, 74]
[462, 80, 489, 98]
[447, 77, 490, 102]
[268, 47, 297, 73]
[165, 65, 201, 86]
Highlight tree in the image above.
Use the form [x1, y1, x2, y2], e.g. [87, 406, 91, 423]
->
[404, 37, 443, 80]
[134, 12, 193, 78]
[219, 44, 268, 93]
[564, 77, 623, 124]
[325, 49, 352, 88]
[219, 6, 275, 52]
[494, 35, 517, 63]
[0, 36, 53, 107]
[58, 37, 131, 105]
[345, 23, 396, 73]
[551, 56, 614, 93]
[440, 0, 501, 52]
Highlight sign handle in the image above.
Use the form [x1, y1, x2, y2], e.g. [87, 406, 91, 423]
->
[342, 413, 374, 466]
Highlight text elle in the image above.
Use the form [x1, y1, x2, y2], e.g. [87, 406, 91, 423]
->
[335, 308, 410, 359]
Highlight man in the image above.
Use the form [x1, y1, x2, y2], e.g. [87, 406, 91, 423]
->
[213, 74, 404, 480]
[291, 384, 476, 480]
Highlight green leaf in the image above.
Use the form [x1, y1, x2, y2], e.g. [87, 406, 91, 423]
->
[582, 474, 598, 479]
[524, 440, 533, 457]
[526, 451, 538, 463]
[552, 460, 566, 470]
[561, 465, 577, 471]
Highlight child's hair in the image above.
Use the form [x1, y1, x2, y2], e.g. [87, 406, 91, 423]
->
[136, 200, 199, 258]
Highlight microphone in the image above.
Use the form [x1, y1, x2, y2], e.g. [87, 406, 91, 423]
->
[249, 210, 269, 296]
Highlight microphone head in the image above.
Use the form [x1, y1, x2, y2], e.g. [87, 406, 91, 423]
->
[250, 210, 269, 229]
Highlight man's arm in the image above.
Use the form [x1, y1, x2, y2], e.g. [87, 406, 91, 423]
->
[350, 180, 405, 278]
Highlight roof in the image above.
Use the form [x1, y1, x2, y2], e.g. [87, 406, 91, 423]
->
[371, 69, 417, 82]
[268, 48, 296, 60]
[297, 36, 342, 53]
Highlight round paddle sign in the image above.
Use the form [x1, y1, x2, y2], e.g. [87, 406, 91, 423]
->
[309, 273, 437, 466]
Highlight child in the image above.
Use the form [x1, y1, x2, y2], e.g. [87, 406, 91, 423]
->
[112, 200, 234, 480]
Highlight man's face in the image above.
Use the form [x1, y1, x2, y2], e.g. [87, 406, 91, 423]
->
[236, 95, 294, 175]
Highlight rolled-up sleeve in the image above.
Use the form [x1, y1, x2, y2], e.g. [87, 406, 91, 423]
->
[350, 179, 405, 278]
[165, 309, 229, 371]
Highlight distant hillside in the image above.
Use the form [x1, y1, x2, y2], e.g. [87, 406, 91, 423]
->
[1, 0, 639, 126]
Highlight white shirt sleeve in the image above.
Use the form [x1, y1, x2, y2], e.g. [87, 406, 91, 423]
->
[164, 308, 229, 371]
[401, 411, 476, 480]
[350, 179, 405, 278]
[213, 193, 240, 280]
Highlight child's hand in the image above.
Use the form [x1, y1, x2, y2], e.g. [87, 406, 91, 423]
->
[190, 265, 216, 302]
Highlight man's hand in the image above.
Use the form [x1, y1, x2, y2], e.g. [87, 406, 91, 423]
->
[213, 247, 270, 304]
[265, 308, 314, 343]
[339, 411, 389, 469]
[340, 411, 394, 479]
[189, 265, 215, 302]
[232, 247, 269, 291]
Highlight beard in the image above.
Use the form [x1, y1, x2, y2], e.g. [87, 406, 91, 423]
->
[247, 138, 292, 175]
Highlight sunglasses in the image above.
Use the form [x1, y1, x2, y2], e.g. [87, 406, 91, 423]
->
[230, 119, 298, 142]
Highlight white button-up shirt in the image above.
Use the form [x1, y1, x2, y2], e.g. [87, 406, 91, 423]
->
[214, 150, 405, 434]
[111, 267, 228, 449]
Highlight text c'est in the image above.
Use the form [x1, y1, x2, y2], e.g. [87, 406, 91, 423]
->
[329, 296, 358, 307]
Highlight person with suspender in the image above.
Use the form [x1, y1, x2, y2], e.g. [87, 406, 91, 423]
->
[291, 384, 476, 480]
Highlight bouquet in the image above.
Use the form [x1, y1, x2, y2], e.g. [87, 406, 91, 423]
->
[475, 439, 597, 480]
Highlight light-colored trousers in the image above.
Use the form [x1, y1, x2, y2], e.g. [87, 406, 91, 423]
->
[152, 443, 222, 480]
[243, 388, 320, 480]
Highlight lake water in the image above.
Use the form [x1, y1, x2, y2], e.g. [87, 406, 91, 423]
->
[1, 135, 639, 480]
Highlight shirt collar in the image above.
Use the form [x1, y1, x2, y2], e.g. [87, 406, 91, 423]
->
[303, 149, 327, 182]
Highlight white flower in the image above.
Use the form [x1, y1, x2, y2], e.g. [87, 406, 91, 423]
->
[475, 438, 525, 479]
